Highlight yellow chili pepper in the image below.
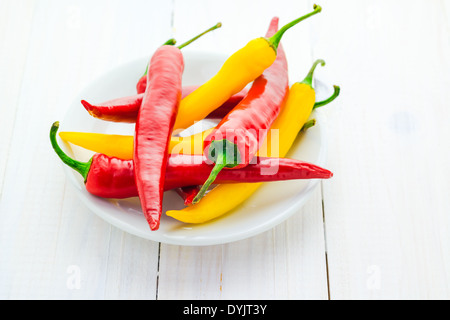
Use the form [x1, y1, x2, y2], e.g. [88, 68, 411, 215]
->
[59, 132, 134, 159]
[172, 5, 322, 131]
[166, 59, 340, 224]
[59, 129, 214, 159]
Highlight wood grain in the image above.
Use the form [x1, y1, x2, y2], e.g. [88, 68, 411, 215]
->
[157, 0, 328, 300]
[0, 0, 172, 299]
[0, 0, 449, 300]
[0, 0, 36, 197]
[314, 0, 450, 299]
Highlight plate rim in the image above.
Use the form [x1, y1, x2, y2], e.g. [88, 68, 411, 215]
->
[61, 51, 329, 246]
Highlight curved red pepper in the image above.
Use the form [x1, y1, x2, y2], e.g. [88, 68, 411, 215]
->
[134, 45, 184, 231]
[135, 39, 177, 94]
[175, 186, 201, 206]
[81, 86, 195, 123]
[136, 23, 221, 94]
[136, 74, 147, 94]
[72, 154, 332, 199]
[81, 24, 222, 126]
[81, 86, 248, 123]
[50, 122, 332, 200]
[194, 17, 290, 203]
[90, 155, 332, 197]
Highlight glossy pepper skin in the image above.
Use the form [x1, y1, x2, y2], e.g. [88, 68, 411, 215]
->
[50, 122, 135, 198]
[136, 38, 177, 95]
[176, 186, 201, 206]
[134, 45, 184, 231]
[80, 23, 221, 126]
[50, 124, 332, 199]
[81, 86, 196, 123]
[136, 74, 148, 94]
[172, 5, 322, 131]
[87, 154, 137, 198]
[62, 94, 335, 161]
[193, 16, 289, 203]
[166, 59, 340, 224]
[59, 128, 214, 160]
[136, 24, 221, 94]
[164, 155, 333, 189]
[81, 86, 248, 123]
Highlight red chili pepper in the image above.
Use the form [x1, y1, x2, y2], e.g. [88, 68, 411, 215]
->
[193, 17, 289, 203]
[81, 86, 248, 123]
[164, 154, 332, 188]
[81, 86, 195, 123]
[135, 38, 177, 94]
[50, 121, 333, 199]
[134, 45, 184, 231]
[175, 186, 201, 206]
[205, 90, 249, 119]
[136, 23, 221, 94]
[81, 24, 222, 126]
[136, 76, 147, 95]
[134, 23, 224, 231]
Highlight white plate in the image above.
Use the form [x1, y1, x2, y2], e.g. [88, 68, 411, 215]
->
[60, 50, 329, 246]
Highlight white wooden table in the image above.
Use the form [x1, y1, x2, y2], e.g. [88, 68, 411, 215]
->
[1, 0, 449, 300]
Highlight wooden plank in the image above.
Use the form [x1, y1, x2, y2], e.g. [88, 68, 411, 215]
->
[4, 0, 449, 300]
[158, 188, 328, 299]
[103, 230, 160, 300]
[0, 0, 172, 299]
[0, 0, 36, 198]
[158, 0, 329, 300]
[314, 0, 450, 299]
[220, 187, 328, 300]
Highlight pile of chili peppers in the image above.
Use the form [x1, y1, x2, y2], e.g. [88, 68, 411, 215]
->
[50, 4, 341, 231]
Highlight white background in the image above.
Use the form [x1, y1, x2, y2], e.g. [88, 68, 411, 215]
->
[1, 0, 449, 299]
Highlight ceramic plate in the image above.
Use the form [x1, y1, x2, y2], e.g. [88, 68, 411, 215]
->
[60, 49, 330, 246]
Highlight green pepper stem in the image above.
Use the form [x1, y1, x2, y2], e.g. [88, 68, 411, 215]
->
[192, 157, 226, 204]
[143, 22, 221, 77]
[301, 59, 325, 87]
[49, 121, 91, 181]
[142, 38, 178, 77]
[142, 64, 149, 77]
[177, 22, 222, 49]
[163, 38, 177, 46]
[301, 119, 316, 132]
[192, 139, 240, 204]
[268, 4, 322, 51]
[314, 85, 340, 109]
